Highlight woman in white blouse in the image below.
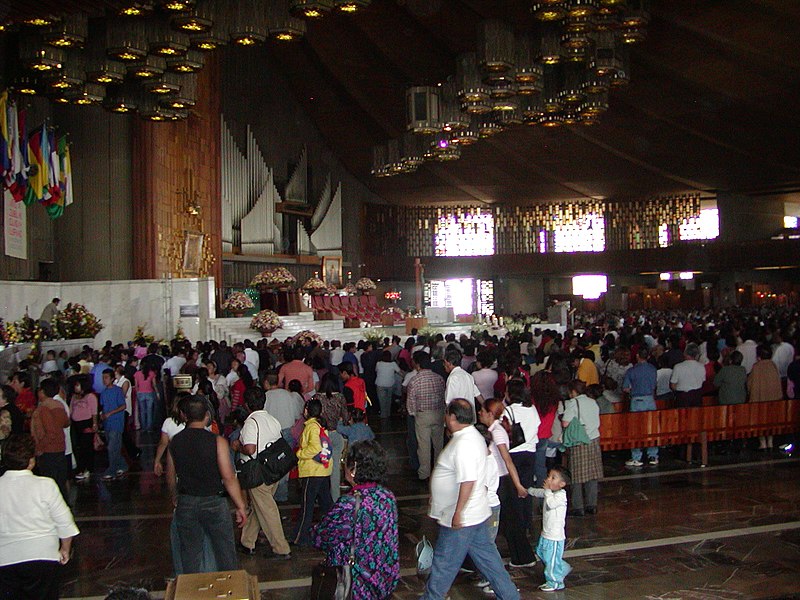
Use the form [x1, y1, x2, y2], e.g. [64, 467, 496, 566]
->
[0, 434, 79, 599]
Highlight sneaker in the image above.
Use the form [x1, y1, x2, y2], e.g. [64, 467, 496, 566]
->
[459, 567, 475, 574]
[101, 474, 115, 481]
[475, 580, 491, 589]
[509, 560, 537, 568]
[539, 583, 564, 592]
[265, 551, 291, 561]
[74, 470, 90, 481]
[237, 543, 256, 556]
[481, 585, 495, 595]
[625, 459, 644, 467]
[115, 470, 128, 478]
[648, 457, 659, 466]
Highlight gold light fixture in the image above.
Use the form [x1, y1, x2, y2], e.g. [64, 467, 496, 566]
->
[230, 0, 268, 45]
[23, 15, 59, 27]
[46, 56, 85, 90]
[173, 0, 214, 32]
[451, 116, 480, 144]
[106, 18, 149, 61]
[406, 86, 441, 134]
[456, 53, 490, 104]
[559, 61, 586, 107]
[538, 23, 562, 65]
[290, 0, 334, 19]
[70, 83, 105, 105]
[539, 113, 564, 127]
[371, 144, 390, 177]
[515, 34, 543, 93]
[439, 80, 469, 132]
[150, 21, 190, 55]
[478, 19, 515, 74]
[44, 14, 88, 48]
[20, 35, 64, 71]
[532, 2, 567, 22]
[269, 1, 307, 41]
[128, 55, 167, 78]
[12, 75, 40, 95]
[166, 50, 204, 72]
[335, 0, 370, 12]
[161, 0, 196, 11]
[118, 3, 155, 17]
[400, 132, 425, 171]
[567, 0, 598, 18]
[522, 96, 545, 124]
[478, 117, 501, 138]
[143, 72, 183, 94]
[431, 133, 461, 160]
[161, 73, 197, 108]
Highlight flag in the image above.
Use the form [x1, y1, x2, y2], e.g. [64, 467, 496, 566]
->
[60, 135, 73, 207]
[44, 127, 60, 207]
[0, 91, 10, 178]
[24, 126, 47, 206]
[8, 108, 30, 202]
[47, 135, 70, 219]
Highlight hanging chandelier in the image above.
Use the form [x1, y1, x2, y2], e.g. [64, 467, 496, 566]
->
[374, 2, 651, 178]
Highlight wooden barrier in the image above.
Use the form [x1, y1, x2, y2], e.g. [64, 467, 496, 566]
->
[600, 399, 800, 465]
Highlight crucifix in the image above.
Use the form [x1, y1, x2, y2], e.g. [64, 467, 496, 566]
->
[414, 258, 424, 314]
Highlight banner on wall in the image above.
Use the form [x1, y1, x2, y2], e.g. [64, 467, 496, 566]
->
[4, 188, 27, 259]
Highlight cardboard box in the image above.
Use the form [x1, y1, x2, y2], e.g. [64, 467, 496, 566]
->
[165, 570, 258, 600]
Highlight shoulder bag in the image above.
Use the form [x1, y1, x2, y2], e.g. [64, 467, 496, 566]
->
[309, 491, 361, 600]
[561, 397, 591, 448]
[502, 406, 526, 449]
[236, 418, 299, 489]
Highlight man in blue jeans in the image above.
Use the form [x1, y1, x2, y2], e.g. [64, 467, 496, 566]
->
[99, 369, 128, 480]
[623, 348, 659, 467]
[421, 399, 519, 600]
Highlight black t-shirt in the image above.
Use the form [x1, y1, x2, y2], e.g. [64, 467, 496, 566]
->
[169, 428, 223, 496]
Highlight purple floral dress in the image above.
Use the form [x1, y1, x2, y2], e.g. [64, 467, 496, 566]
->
[312, 483, 400, 599]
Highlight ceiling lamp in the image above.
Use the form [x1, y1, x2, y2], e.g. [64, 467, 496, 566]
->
[173, 1, 214, 32]
[371, 145, 390, 177]
[559, 61, 586, 108]
[290, 0, 334, 19]
[489, 78, 518, 100]
[580, 90, 608, 116]
[11, 75, 41, 95]
[493, 94, 520, 114]
[104, 85, 139, 113]
[44, 14, 88, 49]
[539, 113, 564, 127]
[160, 73, 197, 108]
[46, 61, 85, 90]
[451, 116, 479, 145]
[386, 138, 406, 174]
[150, 19, 190, 55]
[582, 71, 609, 93]
[268, 0, 307, 41]
[562, 15, 593, 50]
[478, 117, 501, 138]
[335, 0, 370, 12]
[538, 23, 562, 65]
[106, 18, 149, 61]
[20, 42, 65, 73]
[22, 15, 60, 27]
[496, 106, 523, 128]
[143, 72, 183, 94]
[86, 60, 126, 85]
[439, 80, 469, 132]
[161, 0, 196, 11]
[515, 34, 543, 94]
[230, 0, 268, 44]
[567, 0, 598, 17]
[522, 96, 545, 124]
[478, 19, 515, 74]
[609, 47, 630, 86]
[461, 99, 492, 115]
[128, 55, 167, 78]
[592, 30, 621, 76]
[532, 2, 567, 21]
[432, 133, 461, 160]
[406, 86, 441, 134]
[541, 64, 563, 114]
[456, 53, 489, 104]
[562, 112, 580, 125]
[69, 83, 105, 105]
[621, 0, 650, 27]
[400, 132, 425, 171]
[166, 50, 204, 72]
[118, 3, 155, 17]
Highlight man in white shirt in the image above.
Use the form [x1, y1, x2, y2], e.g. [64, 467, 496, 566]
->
[670, 343, 706, 407]
[225, 358, 241, 389]
[771, 331, 794, 383]
[736, 333, 758, 374]
[164, 349, 187, 377]
[471, 352, 498, 401]
[329, 341, 345, 367]
[421, 399, 519, 600]
[443, 348, 483, 421]
[230, 387, 291, 559]
[243, 340, 260, 372]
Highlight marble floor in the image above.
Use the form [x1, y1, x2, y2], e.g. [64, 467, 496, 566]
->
[56, 418, 800, 600]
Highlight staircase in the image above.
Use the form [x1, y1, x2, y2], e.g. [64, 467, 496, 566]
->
[206, 312, 371, 345]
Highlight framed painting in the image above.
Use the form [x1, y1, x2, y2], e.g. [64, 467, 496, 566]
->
[322, 256, 342, 287]
[183, 231, 204, 275]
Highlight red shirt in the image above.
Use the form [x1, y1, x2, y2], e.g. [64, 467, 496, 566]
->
[344, 377, 367, 411]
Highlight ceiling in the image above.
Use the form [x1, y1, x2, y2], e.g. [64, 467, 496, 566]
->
[6, 0, 800, 206]
[269, 0, 800, 205]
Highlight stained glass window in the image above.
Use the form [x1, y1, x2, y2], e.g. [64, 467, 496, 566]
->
[785, 215, 799, 229]
[434, 210, 495, 256]
[552, 212, 605, 253]
[679, 207, 719, 241]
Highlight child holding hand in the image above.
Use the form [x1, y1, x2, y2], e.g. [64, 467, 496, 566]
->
[527, 465, 572, 592]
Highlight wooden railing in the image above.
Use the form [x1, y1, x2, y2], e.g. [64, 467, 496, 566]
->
[599, 399, 800, 465]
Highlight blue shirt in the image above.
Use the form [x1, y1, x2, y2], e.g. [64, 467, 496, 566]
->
[100, 385, 127, 432]
[92, 363, 111, 394]
[336, 421, 375, 445]
[623, 361, 657, 398]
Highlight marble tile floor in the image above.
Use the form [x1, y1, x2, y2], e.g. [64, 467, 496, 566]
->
[55, 418, 800, 599]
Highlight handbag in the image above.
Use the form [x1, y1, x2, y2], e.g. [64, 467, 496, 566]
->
[561, 396, 592, 448]
[309, 492, 361, 600]
[502, 406, 526, 449]
[93, 432, 105, 452]
[236, 418, 298, 489]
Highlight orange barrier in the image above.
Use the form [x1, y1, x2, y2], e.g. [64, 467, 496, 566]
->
[599, 399, 800, 465]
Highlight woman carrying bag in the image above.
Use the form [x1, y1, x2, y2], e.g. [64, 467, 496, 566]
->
[311, 440, 399, 600]
[561, 380, 603, 517]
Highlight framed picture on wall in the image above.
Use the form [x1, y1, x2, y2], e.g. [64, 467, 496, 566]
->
[322, 256, 342, 287]
[183, 231, 204, 275]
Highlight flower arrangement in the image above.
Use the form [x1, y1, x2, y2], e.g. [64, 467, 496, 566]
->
[417, 325, 439, 339]
[406, 305, 423, 318]
[174, 320, 187, 342]
[5, 314, 44, 344]
[355, 277, 376, 291]
[384, 290, 401, 302]
[250, 310, 283, 333]
[325, 283, 338, 295]
[0, 318, 7, 346]
[343, 282, 357, 296]
[51, 303, 104, 340]
[133, 324, 157, 345]
[302, 276, 327, 293]
[363, 328, 385, 344]
[250, 267, 297, 288]
[381, 306, 404, 318]
[221, 291, 254, 312]
[291, 330, 324, 345]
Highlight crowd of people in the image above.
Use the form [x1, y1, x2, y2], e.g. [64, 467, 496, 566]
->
[0, 304, 798, 599]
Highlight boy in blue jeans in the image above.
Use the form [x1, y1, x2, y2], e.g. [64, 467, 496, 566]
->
[528, 465, 572, 591]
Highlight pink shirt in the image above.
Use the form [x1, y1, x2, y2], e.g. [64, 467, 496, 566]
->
[488, 420, 510, 477]
[70, 392, 98, 422]
[278, 360, 315, 394]
[134, 370, 156, 393]
[134, 346, 148, 360]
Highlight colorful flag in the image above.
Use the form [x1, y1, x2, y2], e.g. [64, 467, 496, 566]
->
[0, 91, 10, 177]
[44, 127, 60, 207]
[24, 126, 47, 206]
[46, 135, 70, 219]
[60, 135, 73, 207]
[8, 108, 30, 202]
